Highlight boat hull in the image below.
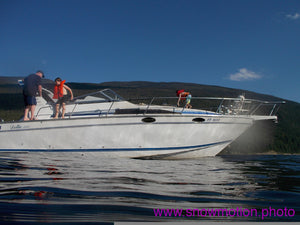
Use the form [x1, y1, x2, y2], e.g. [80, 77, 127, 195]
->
[0, 114, 253, 158]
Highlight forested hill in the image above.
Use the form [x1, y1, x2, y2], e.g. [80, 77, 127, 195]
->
[0, 76, 299, 154]
[68, 81, 285, 101]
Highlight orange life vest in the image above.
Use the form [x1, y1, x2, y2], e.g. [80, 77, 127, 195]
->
[53, 80, 66, 99]
[181, 92, 190, 97]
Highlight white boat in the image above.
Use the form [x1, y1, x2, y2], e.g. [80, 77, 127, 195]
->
[0, 87, 284, 159]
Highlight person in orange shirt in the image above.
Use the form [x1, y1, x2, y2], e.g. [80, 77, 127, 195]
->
[176, 89, 192, 109]
[53, 77, 73, 119]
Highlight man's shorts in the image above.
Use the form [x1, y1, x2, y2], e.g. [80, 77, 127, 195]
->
[56, 95, 69, 105]
[24, 95, 37, 106]
[186, 94, 192, 104]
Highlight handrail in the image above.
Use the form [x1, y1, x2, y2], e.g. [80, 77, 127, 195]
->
[69, 103, 78, 118]
[128, 96, 285, 104]
[107, 101, 115, 117]
[144, 97, 156, 114]
[36, 105, 53, 117]
[127, 96, 285, 116]
[269, 104, 277, 116]
[37, 87, 286, 118]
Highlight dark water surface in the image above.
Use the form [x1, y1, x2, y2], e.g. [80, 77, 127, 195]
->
[0, 152, 299, 224]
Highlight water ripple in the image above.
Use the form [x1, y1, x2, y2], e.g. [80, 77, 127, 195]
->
[0, 153, 299, 223]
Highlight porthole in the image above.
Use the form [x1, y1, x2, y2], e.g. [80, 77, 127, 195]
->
[142, 117, 156, 123]
[192, 117, 205, 123]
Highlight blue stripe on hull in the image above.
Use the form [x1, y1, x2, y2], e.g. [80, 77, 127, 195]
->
[0, 140, 231, 152]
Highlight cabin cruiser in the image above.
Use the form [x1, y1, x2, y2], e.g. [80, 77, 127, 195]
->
[0, 87, 284, 159]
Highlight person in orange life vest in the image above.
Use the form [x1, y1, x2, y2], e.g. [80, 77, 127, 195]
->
[53, 77, 73, 119]
[176, 89, 192, 109]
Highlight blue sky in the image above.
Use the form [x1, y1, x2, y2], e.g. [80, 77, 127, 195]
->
[0, 0, 299, 102]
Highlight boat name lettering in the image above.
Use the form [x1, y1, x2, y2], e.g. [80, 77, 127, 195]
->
[206, 118, 220, 122]
[10, 125, 29, 130]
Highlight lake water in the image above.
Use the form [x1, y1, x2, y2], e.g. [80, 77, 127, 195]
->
[0, 152, 299, 224]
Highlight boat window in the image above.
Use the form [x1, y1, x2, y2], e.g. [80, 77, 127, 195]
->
[142, 117, 156, 123]
[42, 88, 55, 104]
[192, 117, 205, 123]
[73, 96, 106, 103]
[71, 88, 124, 104]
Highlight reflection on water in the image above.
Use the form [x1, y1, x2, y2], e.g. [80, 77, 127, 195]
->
[0, 152, 299, 223]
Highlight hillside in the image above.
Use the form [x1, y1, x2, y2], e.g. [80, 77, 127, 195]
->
[0, 76, 299, 154]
